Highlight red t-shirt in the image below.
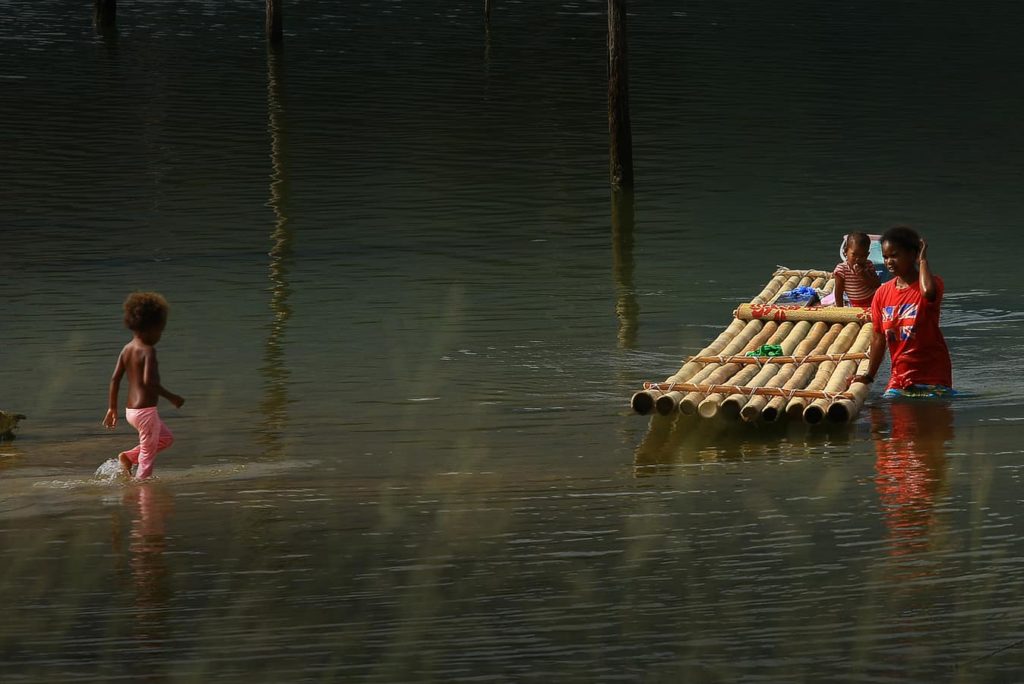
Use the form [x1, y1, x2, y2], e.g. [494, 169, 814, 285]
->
[870, 275, 952, 390]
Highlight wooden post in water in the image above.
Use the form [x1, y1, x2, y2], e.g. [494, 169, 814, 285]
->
[607, 0, 634, 190]
[483, 0, 492, 64]
[267, 0, 283, 46]
[261, 46, 293, 456]
[612, 189, 639, 348]
[93, 0, 116, 30]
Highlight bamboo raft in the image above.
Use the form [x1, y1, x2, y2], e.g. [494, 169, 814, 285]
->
[631, 268, 875, 425]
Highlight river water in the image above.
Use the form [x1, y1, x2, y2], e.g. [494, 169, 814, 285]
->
[4, 1, 1024, 681]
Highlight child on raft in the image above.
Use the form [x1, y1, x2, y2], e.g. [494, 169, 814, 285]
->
[848, 226, 953, 396]
[102, 292, 185, 479]
[833, 231, 881, 308]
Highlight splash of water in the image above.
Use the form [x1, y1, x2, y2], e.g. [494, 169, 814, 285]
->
[94, 458, 127, 483]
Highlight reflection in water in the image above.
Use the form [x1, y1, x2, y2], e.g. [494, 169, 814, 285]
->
[95, 19, 118, 54]
[611, 189, 638, 349]
[632, 414, 678, 473]
[871, 401, 953, 560]
[868, 402, 953, 677]
[121, 484, 173, 659]
[261, 45, 293, 457]
[483, 0, 492, 66]
[0, 442, 25, 472]
[92, 0, 116, 34]
[633, 413, 851, 474]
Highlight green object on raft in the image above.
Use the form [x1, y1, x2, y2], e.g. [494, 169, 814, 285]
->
[746, 344, 784, 358]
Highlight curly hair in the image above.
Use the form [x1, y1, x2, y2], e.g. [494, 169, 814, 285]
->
[881, 225, 922, 256]
[123, 291, 169, 332]
[846, 231, 871, 252]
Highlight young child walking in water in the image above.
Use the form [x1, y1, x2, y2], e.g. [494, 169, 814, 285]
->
[102, 292, 185, 479]
[833, 231, 881, 307]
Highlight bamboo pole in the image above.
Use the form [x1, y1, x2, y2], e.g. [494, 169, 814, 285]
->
[803, 330, 873, 424]
[741, 363, 797, 422]
[695, 319, 794, 416]
[643, 382, 856, 402]
[766, 275, 802, 304]
[719, 320, 813, 419]
[655, 319, 763, 415]
[775, 269, 833, 278]
[699, 321, 800, 418]
[631, 318, 745, 414]
[798, 342, 872, 421]
[761, 323, 846, 422]
[678, 321, 777, 414]
[735, 303, 872, 324]
[826, 359, 873, 423]
[785, 323, 869, 420]
[739, 321, 829, 421]
[698, 365, 762, 418]
[630, 390, 657, 415]
[750, 273, 789, 306]
[607, 0, 633, 190]
[670, 319, 747, 381]
[683, 352, 868, 366]
[723, 362, 779, 419]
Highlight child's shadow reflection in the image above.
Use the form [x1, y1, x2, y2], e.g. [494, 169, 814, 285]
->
[871, 401, 954, 559]
[113, 483, 174, 656]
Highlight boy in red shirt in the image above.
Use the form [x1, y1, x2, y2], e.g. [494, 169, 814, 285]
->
[848, 226, 953, 395]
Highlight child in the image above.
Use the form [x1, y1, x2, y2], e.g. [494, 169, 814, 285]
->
[849, 226, 953, 394]
[833, 232, 881, 308]
[102, 292, 185, 479]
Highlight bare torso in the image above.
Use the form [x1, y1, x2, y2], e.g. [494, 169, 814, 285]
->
[119, 339, 161, 408]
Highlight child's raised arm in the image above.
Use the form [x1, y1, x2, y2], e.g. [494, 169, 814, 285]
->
[858, 259, 881, 289]
[918, 239, 937, 301]
[103, 351, 126, 429]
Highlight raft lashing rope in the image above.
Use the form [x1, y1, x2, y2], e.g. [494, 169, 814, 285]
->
[630, 268, 874, 424]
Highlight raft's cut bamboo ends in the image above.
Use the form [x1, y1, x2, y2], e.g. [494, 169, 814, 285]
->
[631, 391, 656, 415]
[654, 393, 680, 416]
[827, 400, 854, 423]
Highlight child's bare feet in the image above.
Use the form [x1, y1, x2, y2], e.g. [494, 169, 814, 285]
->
[118, 453, 133, 477]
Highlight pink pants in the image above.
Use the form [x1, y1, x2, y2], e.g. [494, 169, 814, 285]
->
[123, 407, 174, 479]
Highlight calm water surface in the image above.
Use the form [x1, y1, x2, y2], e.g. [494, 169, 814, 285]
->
[4, 1, 1024, 681]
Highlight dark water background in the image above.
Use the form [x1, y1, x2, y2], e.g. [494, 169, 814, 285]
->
[4, 1, 1024, 681]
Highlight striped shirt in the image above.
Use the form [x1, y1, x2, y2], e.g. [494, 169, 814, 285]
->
[833, 262, 878, 305]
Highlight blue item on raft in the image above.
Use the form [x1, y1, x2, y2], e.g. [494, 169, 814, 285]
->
[775, 286, 820, 304]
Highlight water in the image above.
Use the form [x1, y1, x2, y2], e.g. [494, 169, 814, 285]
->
[4, 0, 1024, 680]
